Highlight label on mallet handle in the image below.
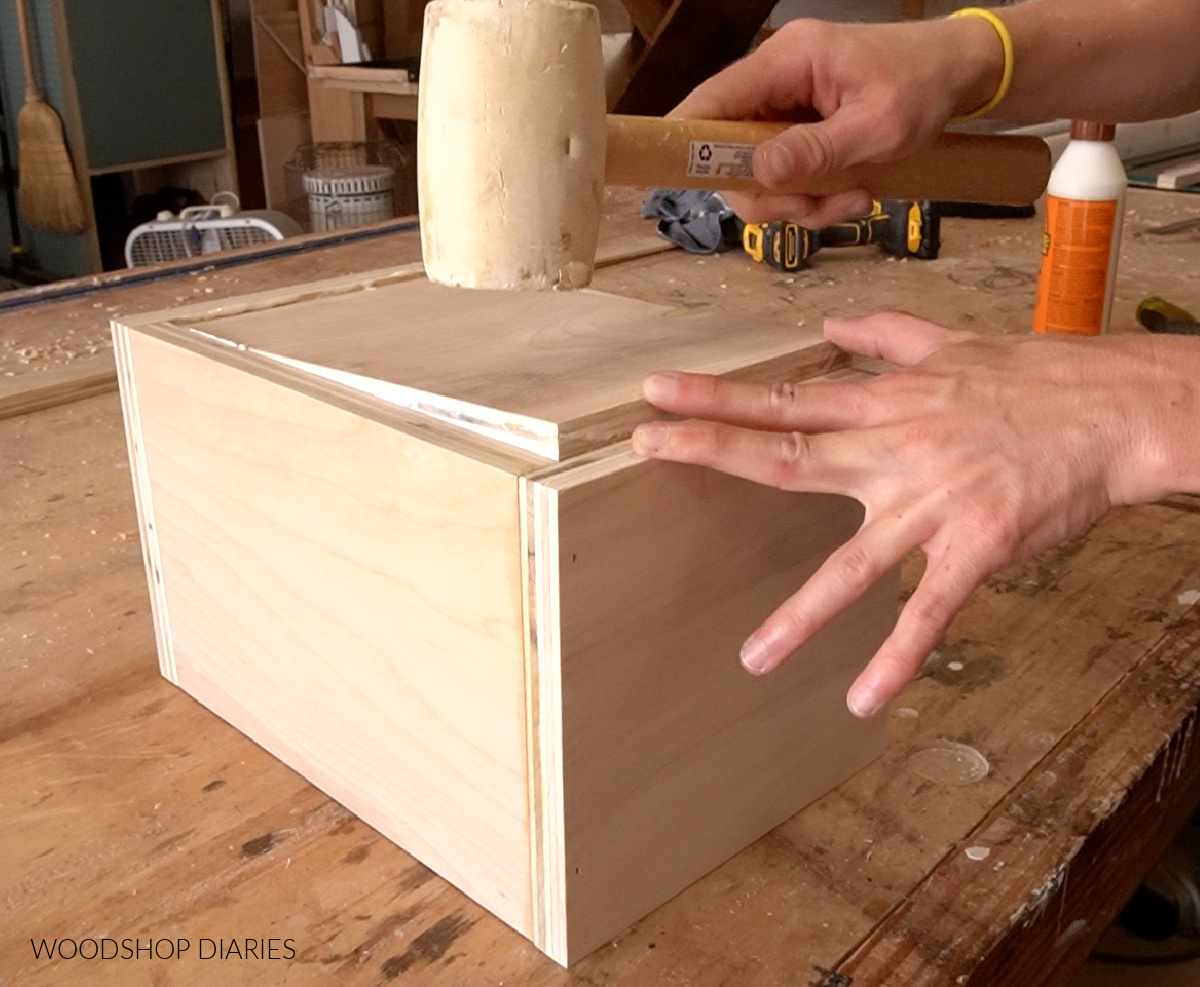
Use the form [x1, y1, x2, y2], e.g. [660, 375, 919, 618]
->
[687, 141, 755, 180]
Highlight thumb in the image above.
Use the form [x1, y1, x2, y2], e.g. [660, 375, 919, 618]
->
[753, 108, 880, 191]
[824, 311, 974, 366]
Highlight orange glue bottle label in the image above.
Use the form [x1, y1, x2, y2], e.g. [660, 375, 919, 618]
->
[1032, 195, 1118, 335]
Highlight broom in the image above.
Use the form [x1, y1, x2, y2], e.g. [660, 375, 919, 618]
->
[13, 0, 87, 234]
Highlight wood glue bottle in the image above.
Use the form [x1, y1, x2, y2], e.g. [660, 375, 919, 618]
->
[1032, 121, 1126, 335]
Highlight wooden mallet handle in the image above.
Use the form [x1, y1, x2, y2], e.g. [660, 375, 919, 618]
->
[606, 115, 1051, 205]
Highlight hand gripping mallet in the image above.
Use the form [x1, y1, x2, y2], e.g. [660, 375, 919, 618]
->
[417, 0, 1050, 290]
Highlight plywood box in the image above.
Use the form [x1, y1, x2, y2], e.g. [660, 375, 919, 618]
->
[111, 262, 896, 964]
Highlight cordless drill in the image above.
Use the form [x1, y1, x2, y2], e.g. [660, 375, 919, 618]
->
[742, 199, 941, 272]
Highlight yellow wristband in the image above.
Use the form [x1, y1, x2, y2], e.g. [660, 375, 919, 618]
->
[948, 7, 1014, 121]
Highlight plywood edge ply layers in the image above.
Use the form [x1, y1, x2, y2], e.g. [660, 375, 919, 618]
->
[113, 328, 538, 938]
[521, 477, 570, 962]
[112, 324, 179, 682]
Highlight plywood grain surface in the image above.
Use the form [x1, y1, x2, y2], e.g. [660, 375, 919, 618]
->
[534, 451, 889, 959]
[115, 330, 535, 937]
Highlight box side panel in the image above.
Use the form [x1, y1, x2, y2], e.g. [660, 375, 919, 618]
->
[124, 331, 533, 936]
[552, 453, 893, 961]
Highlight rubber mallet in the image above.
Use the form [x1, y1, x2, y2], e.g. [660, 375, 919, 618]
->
[417, 0, 1051, 290]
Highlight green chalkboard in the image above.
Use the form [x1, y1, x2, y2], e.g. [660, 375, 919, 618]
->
[62, 0, 226, 170]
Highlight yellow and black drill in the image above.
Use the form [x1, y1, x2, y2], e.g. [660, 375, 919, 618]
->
[742, 199, 940, 272]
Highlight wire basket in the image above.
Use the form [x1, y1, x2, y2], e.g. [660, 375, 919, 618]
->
[284, 141, 412, 232]
[302, 165, 394, 231]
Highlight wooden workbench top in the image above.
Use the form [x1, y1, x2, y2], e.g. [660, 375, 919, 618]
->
[4, 187, 1200, 986]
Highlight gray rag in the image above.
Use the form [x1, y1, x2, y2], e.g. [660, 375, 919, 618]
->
[641, 189, 742, 254]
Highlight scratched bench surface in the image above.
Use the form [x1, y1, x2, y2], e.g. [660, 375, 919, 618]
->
[4, 190, 1200, 986]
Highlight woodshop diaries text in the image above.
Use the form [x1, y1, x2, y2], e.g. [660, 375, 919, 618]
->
[30, 938, 296, 960]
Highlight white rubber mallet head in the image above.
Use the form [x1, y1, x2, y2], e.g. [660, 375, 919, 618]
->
[418, 0, 606, 291]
